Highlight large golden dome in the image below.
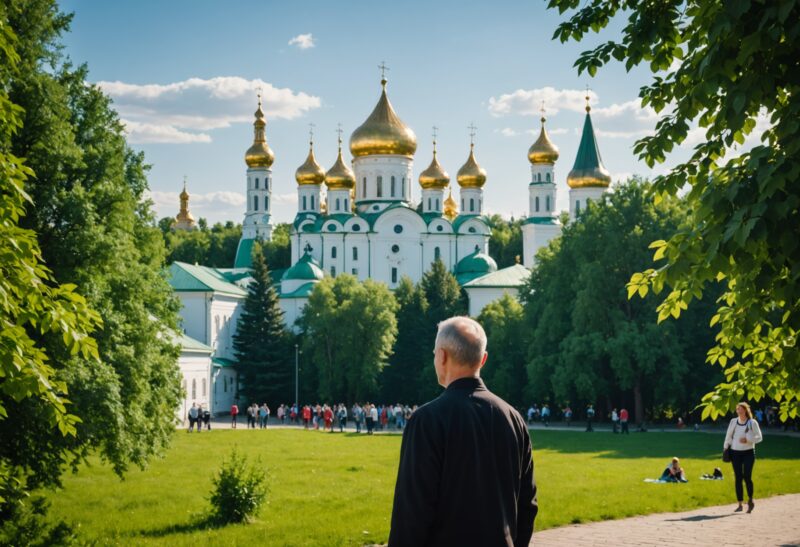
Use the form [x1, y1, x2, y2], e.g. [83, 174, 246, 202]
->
[245, 98, 275, 168]
[349, 79, 417, 158]
[528, 117, 560, 165]
[295, 142, 326, 186]
[419, 143, 450, 189]
[456, 144, 487, 188]
[325, 138, 356, 190]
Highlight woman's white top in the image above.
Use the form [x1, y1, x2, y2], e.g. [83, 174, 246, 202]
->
[723, 418, 763, 451]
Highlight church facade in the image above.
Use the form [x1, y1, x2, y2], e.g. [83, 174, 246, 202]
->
[169, 76, 612, 414]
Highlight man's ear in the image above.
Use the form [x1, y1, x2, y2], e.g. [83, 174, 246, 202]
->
[478, 352, 488, 369]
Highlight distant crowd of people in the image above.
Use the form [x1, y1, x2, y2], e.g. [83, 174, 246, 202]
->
[216, 402, 420, 434]
[524, 403, 630, 433]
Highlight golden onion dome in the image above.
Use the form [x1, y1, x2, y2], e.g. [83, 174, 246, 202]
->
[325, 137, 356, 190]
[456, 144, 487, 188]
[349, 78, 417, 158]
[295, 141, 326, 186]
[566, 100, 611, 189]
[528, 117, 560, 164]
[443, 188, 458, 220]
[244, 97, 275, 168]
[419, 142, 450, 190]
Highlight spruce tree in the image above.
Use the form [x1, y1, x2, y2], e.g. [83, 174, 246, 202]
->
[417, 259, 467, 401]
[233, 243, 291, 404]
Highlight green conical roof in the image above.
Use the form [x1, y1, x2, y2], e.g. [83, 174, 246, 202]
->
[282, 249, 324, 281]
[567, 110, 611, 189]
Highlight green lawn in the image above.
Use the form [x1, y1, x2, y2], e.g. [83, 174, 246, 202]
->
[45, 428, 800, 546]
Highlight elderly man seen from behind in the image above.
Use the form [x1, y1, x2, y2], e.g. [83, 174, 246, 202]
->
[389, 316, 537, 547]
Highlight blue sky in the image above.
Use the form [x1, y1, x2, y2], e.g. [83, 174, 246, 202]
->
[60, 0, 681, 224]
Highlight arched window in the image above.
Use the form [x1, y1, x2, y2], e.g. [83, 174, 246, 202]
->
[470, 198, 475, 212]
[427, 197, 432, 210]
[377, 176, 383, 198]
[344, 198, 349, 211]
[352, 247, 358, 260]
[253, 196, 258, 211]
[264, 195, 269, 211]
[462, 199, 465, 210]
[535, 196, 540, 212]
[391, 267, 398, 283]
[255, 177, 259, 189]
[331, 246, 337, 259]
[191, 379, 197, 399]
[546, 172, 551, 182]
[331, 266, 336, 277]
[537, 173, 542, 182]
[576, 200, 581, 215]
[224, 377, 228, 393]
[434, 246, 441, 260]
[363, 177, 367, 197]
[336, 198, 340, 211]
[479, 199, 482, 211]
[202, 378, 207, 397]
[391, 176, 396, 197]
[546, 195, 551, 211]
[401, 177, 406, 198]
[302, 196, 307, 210]
[311, 195, 315, 210]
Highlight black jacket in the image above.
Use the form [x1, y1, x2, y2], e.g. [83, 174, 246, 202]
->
[389, 377, 537, 547]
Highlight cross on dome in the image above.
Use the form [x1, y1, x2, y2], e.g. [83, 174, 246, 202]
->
[468, 122, 477, 147]
[308, 122, 315, 145]
[378, 61, 390, 84]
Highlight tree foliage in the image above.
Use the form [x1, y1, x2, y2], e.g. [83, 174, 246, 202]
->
[478, 294, 527, 408]
[520, 180, 719, 423]
[1, 0, 182, 488]
[549, 0, 800, 420]
[299, 275, 397, 403]
[233, 243, 291, 404]
[487, 215, 524, 268]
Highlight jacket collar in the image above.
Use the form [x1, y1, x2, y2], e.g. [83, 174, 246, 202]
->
[446, 376, 486, 392]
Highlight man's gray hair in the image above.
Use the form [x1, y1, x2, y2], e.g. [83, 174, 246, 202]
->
[436, 316, 487, 367]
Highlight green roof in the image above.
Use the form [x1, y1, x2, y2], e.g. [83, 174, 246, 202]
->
[455, 245, 498, 285]
[523, 216, 559, 225]
[572, 112, 606, 173]
[234, 238, 256, 269]
[175, 332, 212, 353]
[212, 357, 237, 368]
[451, 214, 486, 232]
[282, 251, 324, 282]
[463, 264, 531, 288]
[281, 281, 316, 298]
[169, 262, 247, 297]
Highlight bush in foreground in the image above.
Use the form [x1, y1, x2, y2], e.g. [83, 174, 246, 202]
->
[209, 450, 268, 524]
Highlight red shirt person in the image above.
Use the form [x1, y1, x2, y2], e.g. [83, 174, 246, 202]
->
[230, 403, 239, 429]
[619, 408, 630, 434]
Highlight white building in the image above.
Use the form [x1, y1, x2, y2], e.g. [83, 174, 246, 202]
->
[169, 78, 612, 409]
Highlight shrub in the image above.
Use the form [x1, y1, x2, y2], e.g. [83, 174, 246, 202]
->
[208, 449, 268, 524]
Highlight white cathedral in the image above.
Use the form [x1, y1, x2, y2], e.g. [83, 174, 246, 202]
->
[168, 75, 612, 418]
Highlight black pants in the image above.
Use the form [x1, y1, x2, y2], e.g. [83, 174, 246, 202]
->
[730, 449, 755, 502]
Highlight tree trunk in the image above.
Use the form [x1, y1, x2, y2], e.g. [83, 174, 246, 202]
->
[633, 380, 645, 431]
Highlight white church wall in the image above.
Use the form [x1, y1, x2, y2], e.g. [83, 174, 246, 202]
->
[464, 287, 521, 317]
[175, 292, 210, 346]
[177, 351, 212, 423]
[279, 297, 309, 333]
[521, 222, 561, 268]
[209, 295, 243, 361]
[212, 367, 238, 415]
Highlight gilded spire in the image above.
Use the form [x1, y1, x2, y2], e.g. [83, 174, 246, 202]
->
[457, 126, 487, 188]
[443, 187, 458, 220]
[325, 128, 356, 190]
[567, 94, 611, 189]
[528, 105, 560, 165]
[295, 125, 326, 186]
[245, 92, 275, 168]
[349, 71, 417, 158]
[174, 176, 197, 230]
[419, 128, 451, 190]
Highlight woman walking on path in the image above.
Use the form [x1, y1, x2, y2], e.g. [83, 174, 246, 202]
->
[724, 402, 763, 513]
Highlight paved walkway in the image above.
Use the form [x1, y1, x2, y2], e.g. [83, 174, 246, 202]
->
[532, 494, 800, 546]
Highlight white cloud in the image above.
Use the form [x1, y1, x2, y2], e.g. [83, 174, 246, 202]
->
[497, 127, 518, 137]
[488, 87, 599, 117]
[98, 77, 321, 144]
[288, 33, 315, 50]
[271, 192, 299, 205]
[121, 120, 211, 144]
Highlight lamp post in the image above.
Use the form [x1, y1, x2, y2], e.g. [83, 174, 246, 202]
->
[294, 343, 299, 407]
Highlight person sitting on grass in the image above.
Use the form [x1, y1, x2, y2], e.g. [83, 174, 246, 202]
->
[661, 457, 688, 483]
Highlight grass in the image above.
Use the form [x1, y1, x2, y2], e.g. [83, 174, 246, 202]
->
[45, 428, 800, 546]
